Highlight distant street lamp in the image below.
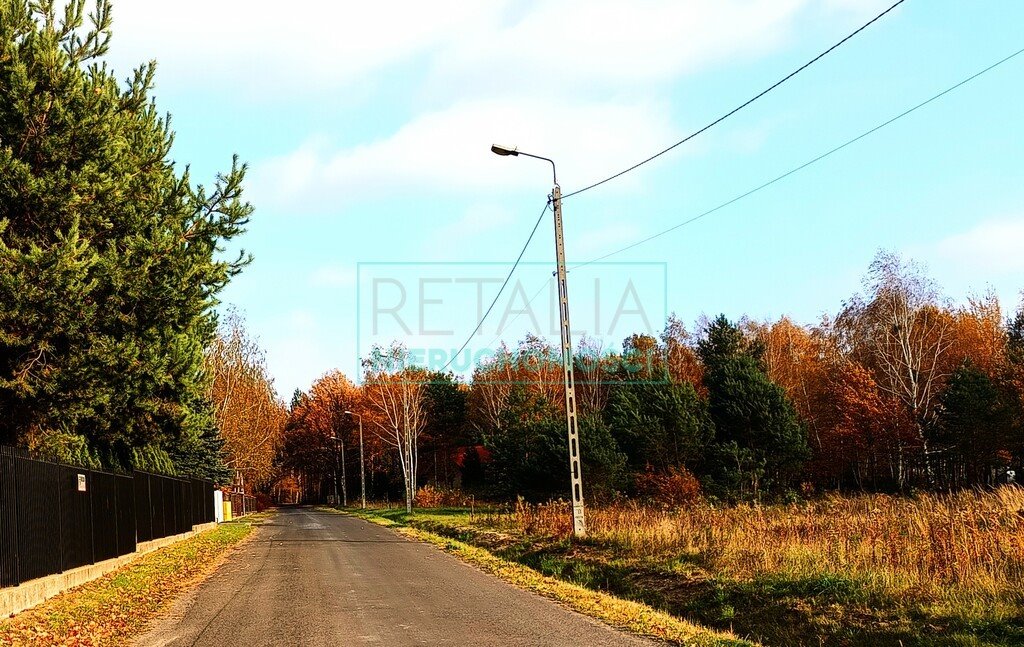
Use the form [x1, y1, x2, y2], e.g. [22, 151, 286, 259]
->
[345, 411, 366, 509]
[490, 144, 586, 536]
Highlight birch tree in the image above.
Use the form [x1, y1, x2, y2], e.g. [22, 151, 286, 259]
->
[362, 343, 427, 512]
[836, 251, 953, 484]
[467, 343, 515, 435]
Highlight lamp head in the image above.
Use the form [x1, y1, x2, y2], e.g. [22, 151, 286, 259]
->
[491, 144, 519, 157]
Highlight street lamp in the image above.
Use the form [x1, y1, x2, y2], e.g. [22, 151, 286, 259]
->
[490, 144, 585, 536]
[345, 411, 366, 509]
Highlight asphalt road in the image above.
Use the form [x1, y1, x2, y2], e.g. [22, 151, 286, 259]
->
[136, 507, 653, 646]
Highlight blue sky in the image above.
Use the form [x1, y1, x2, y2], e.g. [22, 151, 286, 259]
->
[105, 1, 1023, 396]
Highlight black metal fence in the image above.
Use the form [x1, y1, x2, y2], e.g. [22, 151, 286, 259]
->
[0, 446, 215, 588]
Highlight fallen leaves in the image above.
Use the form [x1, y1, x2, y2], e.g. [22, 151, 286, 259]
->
[0, 521, 256, 646]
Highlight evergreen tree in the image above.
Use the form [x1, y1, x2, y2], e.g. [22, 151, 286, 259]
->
[423, 372, 468, 446]
[699, 316, 808, 497]
[484, 386, 627, 499]
[605, 369, 712, 476]
[1008, 304, 1024, 367]
[0, 1, 251, 475]
[935, 362, 1020, 486]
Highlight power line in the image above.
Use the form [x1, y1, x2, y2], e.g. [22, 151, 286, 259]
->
[439, 200, 550, 373]
[464, 43, 1022, 366]
[561, 0, 907, 200]
[570, 45, 1024, 270]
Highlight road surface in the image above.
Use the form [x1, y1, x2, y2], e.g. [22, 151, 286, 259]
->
[136, 507, 653, 646]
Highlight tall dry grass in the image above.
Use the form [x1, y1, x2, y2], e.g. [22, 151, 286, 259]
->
[479, 487, 1024, 604]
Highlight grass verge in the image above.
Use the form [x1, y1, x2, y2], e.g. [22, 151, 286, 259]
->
[0, 515, 266, 646]
[330, 506, 753, 646]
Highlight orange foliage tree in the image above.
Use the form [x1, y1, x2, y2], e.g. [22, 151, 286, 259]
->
[207, 312, 287, 490]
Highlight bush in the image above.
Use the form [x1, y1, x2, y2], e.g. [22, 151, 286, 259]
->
[635, 465, 702, 507]
[416, 484, 471, 508]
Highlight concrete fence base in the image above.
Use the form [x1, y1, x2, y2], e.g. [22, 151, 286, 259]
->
[1, 522, 218, 618]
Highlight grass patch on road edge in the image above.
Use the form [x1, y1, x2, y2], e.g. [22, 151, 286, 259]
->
[331, 507, 753, 647]
[0, 515, 267, 646]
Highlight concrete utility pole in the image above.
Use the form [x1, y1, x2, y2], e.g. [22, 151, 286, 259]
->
[346, 411, 367, 509]
[490, 144, 586, 536]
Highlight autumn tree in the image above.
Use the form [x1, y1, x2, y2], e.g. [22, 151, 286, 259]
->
[836, 252, 954, 485]
[944, 293, 1006, 378]
[574, 335, 611, 417]
[278, 372, 367, 503]
[815, 360, 911, 489]
[467, 343, 515, 437]
[206, 311, 287, 490]
[660, 314, 704, 392]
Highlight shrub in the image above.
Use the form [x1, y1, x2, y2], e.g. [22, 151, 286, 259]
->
[416, 484, 471, 508]
[636, 465, 702, 507]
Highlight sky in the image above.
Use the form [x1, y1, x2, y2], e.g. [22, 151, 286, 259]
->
[103, 0, 1024, 396]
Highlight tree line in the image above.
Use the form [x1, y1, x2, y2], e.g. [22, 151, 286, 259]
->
[281, 251, 1024, 506]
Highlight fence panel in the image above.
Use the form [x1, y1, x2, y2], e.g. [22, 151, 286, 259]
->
[0, 447, 19, 587]
[174, 479, 186, 535]
[133, 471, 152, 543]
[181, 480, 193, 531]
[162, 476, 175, 538]
[90, 470, 119, 563]
[150, 474, 164, 540]
[58, 466, 94, 571]
[15, 459, 62, 583]
[204, 481, 214, 522]
[115, 474, 136, 556]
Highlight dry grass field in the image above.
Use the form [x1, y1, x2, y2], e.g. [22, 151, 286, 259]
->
[369, 487, 1024, 646]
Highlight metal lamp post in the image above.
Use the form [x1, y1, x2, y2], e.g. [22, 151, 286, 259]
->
[490, 144, 586, 536]
[345, 410, 366, 509]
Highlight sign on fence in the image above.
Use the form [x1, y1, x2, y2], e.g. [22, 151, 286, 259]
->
[77, 474, 86, 492]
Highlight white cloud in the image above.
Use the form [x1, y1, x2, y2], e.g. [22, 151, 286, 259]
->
[106, 1, 819, 98]
[250, 97, 679, 211]
[930, 217, 1024, 275]
[105, 1, 503, 95]
[427, 0, 808, 97]
[110, 0, 882, 213]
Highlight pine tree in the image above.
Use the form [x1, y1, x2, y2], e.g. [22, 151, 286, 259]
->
[0, 1, 251, 475]
[699, 316, 808, 498]
[935, 362, 1020, 486]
